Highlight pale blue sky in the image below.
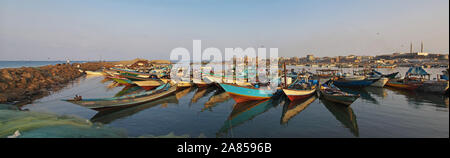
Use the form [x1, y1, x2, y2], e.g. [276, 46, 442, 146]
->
[0, 0, 448, 61]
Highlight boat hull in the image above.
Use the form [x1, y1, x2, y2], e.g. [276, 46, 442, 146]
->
[320, 91, 359, 106]
[385, 81, 421, 90]
[282, 88, 316, 101]
[370, 77, 388, 87]
[218, 83, 274, 103]
[65, 84, 177, 111]
[333, 79, 377, 87]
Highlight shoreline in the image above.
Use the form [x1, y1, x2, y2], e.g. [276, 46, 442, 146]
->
[0, 62, 114, 105]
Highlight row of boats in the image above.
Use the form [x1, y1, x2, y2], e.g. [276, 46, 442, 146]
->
[69, 65, 449, 111]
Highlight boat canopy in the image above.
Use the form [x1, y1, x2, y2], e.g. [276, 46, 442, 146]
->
[405, 66, 430, 76]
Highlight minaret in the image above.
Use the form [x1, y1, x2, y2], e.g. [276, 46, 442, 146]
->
[421, 41, 424, 52]
[410, 42, 413, 53]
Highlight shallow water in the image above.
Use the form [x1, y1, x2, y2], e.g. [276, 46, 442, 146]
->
[7, 68, 449, 138]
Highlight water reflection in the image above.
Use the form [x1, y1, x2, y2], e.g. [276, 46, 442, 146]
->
[90, 95, 178, 124]
[217, 98, 282, 137]
[321, 99, 359, 137]
[364, 87, 388, 98]
[175, 87, 193, 100]
[202, 89, 231, 112]
[190, 87, 215, 104]
[114, 86, 144, 97]
[386, 87, 449, 108]
[340, 87, 378, 104]
[280, 95, 317, 125]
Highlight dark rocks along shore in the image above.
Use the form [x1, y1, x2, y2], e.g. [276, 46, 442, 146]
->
[0, 62, 113, 105]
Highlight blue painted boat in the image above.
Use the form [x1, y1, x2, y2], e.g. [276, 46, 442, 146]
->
[218, 83, 277, 103]
[333, 78, 379, 87]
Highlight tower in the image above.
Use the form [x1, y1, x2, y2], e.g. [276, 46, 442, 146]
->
[421, 41, 424, 53]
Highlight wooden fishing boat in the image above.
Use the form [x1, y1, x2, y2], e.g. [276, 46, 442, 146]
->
[90, 95, 179, 124]
[281, 77, 317, 101]
[132, 80, 163, 90]
[218, 83, 276, 103]
[385, 79, 422, 90]
[85, 71, 106, 76]
[109, 76, 133, 86]
[333, 78, 379, 87]
[63, 83, 177, 111]
[319, 82, 359, 106]
[282, 88, 316, 101]
[369, 77, 389, 87]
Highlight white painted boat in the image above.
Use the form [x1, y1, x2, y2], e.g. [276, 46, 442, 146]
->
[282, 88, 316, 101]
[85, 71, 106, 76]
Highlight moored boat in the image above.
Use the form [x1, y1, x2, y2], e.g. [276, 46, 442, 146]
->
[63, 83, 177, 111]
[385, 79, 421, 90]
[281, 76, 318, 101]
[132, 80, 163, 90]
[319, 81, 360, 106]
[218, 83, 276, 103]
[332, 77, 379, 87]
[369, 77, 389, 87]
[85, 71, 106, 76]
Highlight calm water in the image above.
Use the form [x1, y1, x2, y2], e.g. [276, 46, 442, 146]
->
[2, 67, 448, 138]
[0, 61, 89, 68]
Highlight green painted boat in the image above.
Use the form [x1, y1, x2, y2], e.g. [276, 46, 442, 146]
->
[319, 82, 359, 106]
[63, 83, 177, 111]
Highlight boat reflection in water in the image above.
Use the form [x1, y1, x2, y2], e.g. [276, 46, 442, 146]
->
[114, 85, 144, 97]
[320, 99, 359, 137]
[280, 95, 317, 125]
[339, 87, 378, 105]
[175, 87, 192, 100]
[217, 98, 283, 137]
[202, 89, 232, 112]
[386, 87, 449, 108]
[364, 87, 388, 98]
[190, 87, 215, 104]
[90, 95, 179, 124]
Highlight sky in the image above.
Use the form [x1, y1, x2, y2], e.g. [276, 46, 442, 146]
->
[0, 0, 448, 61]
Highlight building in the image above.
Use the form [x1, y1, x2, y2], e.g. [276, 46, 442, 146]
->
[306, 54, 315, 61]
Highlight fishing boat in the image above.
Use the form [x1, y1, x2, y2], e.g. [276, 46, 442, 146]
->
[85, 71, 106, 76]
[132, 80, 163, 90]
[385, 79, 421, 90]
[370, 70, 399, 79]
[319, 81, 360, 106]
[385, 66, 428, 91]
[218, 83, 277, 103]
[281, 75, 318, 101]
[64, 83, 177, 111]
[369, 77, 389, 87]
[109, 76, 134, 86]
[90, 95, 179, 124]
[332, 77, 379, 87]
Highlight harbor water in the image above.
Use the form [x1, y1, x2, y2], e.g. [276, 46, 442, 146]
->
[2, 67, 448, 138]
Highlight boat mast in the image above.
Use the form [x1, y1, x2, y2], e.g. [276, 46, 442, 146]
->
[284, 61, 287, 88]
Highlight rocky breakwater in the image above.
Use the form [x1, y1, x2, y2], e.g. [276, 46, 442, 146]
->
[0, 62, 112, 105]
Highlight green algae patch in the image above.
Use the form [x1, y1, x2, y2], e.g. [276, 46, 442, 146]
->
[0, 105, 126, 138]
